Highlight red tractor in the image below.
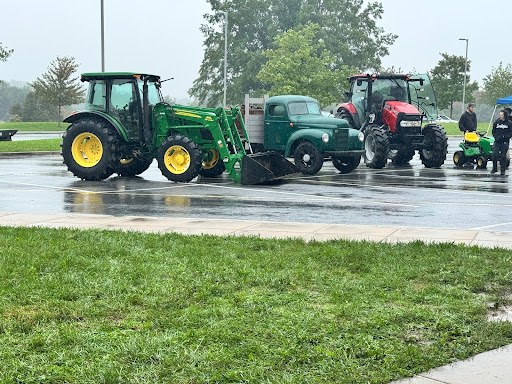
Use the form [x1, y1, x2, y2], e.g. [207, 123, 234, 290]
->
[335, 74, 448, 169]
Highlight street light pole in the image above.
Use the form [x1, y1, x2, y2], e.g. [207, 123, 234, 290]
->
[101, 0, 105, 72]
[222, 11, 228, 109]
[459, 38, 468, 115]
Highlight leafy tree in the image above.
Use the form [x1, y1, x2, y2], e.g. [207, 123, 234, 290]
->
[430, 53, 478, 119]
[257, 24, 356, 107]
[481, 62, 512, 105]
[9, 92, 59, 122]
[190, 0, 397, 107]
[30, 56, 85, 126]
[0, 42, 13, 62]
[0, 82, 30, 121]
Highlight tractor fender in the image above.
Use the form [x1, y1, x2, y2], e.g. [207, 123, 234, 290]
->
[337, 102, 357, 115]
[63, 111, 129, 142]
[285, 128, 332, 157]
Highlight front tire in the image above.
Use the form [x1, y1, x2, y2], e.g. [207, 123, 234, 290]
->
[364, 125, 389, 169]
[476, 155, 488, 169]
[420, 124, 448, 168]
[294, 141, 323, 175]
[332, 155, 360, 174]
[199, 148, 226, 178]
[114, 157, 153, 177]
[157, 135, 202, 183]
[61, 119, 118, 181]
[453, 150, 465, 167]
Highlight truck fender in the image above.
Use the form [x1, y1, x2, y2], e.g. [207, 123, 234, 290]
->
[63, 111, 129, 142]
[285, 128, 331, 157]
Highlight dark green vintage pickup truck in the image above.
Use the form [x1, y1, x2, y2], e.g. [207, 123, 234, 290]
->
[244, 94, 364, 175]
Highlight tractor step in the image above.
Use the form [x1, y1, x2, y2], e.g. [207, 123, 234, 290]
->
[241, 151, 298, 185]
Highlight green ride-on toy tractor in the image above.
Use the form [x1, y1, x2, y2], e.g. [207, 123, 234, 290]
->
[453, 131, 510, 169]
[61, 72, 297, 185]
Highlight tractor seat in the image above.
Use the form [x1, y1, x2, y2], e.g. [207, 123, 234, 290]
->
[464, 132, 479, 143]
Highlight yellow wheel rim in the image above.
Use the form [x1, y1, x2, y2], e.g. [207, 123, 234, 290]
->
[120, 158, 133, 165]
[202, 148, 220, 169]
[71, 132, 103, 167]
[454, 153, 459, 162]
[164, 145, 190, 174]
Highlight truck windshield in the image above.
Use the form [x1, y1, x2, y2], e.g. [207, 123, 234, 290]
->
[288, 101, 321, 115]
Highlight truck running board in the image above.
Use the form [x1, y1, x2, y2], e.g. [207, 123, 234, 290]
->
[240, 151, 298, 185]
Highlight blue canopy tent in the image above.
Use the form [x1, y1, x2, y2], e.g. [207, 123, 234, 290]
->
[488, 95, 512, 132]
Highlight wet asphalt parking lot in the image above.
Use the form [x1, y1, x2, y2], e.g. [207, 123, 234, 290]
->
[0, 138, 511, 232]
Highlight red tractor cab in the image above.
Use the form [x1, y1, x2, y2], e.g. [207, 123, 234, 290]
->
[336, 74, 448, 169]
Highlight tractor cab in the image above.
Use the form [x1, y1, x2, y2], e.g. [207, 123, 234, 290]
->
[82, 73, 163, 143]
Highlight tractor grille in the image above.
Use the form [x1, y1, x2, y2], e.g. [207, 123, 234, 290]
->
[334, 129, 349, 150]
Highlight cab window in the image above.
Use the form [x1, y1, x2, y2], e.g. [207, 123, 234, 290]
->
[86, 80, 106, 111]
[268, 104, 286, 117]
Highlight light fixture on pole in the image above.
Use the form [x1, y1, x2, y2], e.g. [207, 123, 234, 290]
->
[222, 11, 228, 109]
[101, 0, 105, 72]
[459, 38, 468, 115]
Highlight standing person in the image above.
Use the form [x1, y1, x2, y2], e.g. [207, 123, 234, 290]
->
[491, 110, 512, 175]
[458, 103, 477, 132]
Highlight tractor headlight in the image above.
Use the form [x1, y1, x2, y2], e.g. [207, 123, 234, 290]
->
[358, 132, 364, 142]
[400, 120, 421, 127]
[322, 133, 329, 143]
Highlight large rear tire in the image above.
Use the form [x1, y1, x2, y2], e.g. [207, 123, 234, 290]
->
[389, 147, 415, 165]
[364, 125, 389, 169]
[335, 108, 357, 129]
[199, 148, 226, 178]
[332, 155, 360, 174]
[294, 141, 323, 175]
[420, 125, 448, 168]
[61, 119, 118, 181]
[157, 135, 202, 182]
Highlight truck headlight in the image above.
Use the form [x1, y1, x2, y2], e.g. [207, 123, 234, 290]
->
[400, 120, 421, 127]
[322, 133, 329, 143]
[358, 132, 364, 142]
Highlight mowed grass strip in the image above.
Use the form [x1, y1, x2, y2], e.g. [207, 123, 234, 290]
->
[429, 122, 489, 136]
[1, 226, 511, 383]
[0, 122, 69, 131]
[0, 139, 61, 153]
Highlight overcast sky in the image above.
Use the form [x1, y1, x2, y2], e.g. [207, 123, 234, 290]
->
[0, 0, 510, 100]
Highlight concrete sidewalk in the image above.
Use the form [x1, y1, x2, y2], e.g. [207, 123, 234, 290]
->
[390, 344, 512, 384]
[0, 211, 511, 248]
[1, 210, 511, 384]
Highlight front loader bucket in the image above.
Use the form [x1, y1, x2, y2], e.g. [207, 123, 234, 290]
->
[240, 151, 298, 185]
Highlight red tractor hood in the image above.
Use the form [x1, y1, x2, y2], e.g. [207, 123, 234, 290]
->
[382, 101, 421, 133]
[384, 101, 420, 115]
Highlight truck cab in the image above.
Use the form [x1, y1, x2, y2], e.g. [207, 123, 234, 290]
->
[245, 94, 365, 175]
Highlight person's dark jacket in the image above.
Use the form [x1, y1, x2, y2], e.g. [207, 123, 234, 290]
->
[492, 118, 512, 141]
[459, 111, 477, 132]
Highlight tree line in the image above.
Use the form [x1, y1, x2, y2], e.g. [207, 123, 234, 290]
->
[1, 0, 512, 123]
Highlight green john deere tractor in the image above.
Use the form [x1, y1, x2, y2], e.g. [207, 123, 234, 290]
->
[61, 72, 297, 184]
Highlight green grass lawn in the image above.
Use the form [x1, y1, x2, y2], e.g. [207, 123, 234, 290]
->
[0, 122, 69, 131]
[1, 227, 511, 383]
[0, 139, 61, 152]
[432, 122, 490, 136]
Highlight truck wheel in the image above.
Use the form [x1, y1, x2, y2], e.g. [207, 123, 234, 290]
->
[364, 125, 389, 169]
[294, 141, 323, 175]
[476, 155, 488, 169]
[453, 151, 465, 167]
[332, 155, 360, 174]
[389, 147, 415, 165]
[157, 135, 202, 182]
[61, 118, 118, 181]
[420, 125, 448, 168]
[114, 157, 153, 177]
[199, 148, 226, 178]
